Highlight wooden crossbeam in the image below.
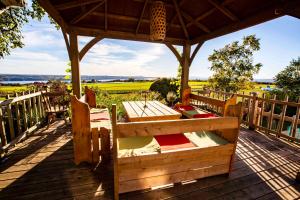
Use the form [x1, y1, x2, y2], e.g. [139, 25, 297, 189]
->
[191, 1, 286, 44]
[172, 0, 189, 39]
[190, 41, 204, 65]
[105, 0, 108, 30]
[92, 12, 181, 29]
[165, 43, 183, 66]
[136, 0, 149, 34]
[71, 0, 105, 24]
[187, 0, 236, 28]
[181, 11, 210, 33]
[79, 35, 103, 61]
[208, 0, 238, 21]
[61, 29, 71, 60]
[167, 0, 187, 31]
[55, 0, 103, 11]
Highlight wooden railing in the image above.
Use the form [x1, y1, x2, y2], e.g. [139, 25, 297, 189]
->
[192, 90, 300, 143]
[0, 90, 45, 152]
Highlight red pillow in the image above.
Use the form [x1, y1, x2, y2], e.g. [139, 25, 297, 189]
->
[154, 133, 195, 151]
[177, 105, 195, 111]
[192, 113, 217, 118]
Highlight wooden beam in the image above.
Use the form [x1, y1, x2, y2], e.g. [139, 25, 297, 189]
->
[167, 0, 187, 31]
[104, 0, 108, 30]
[71, 0, 105, 24]
[55, 0, 103, 11]
[172, 0, 189, 39]
[136, 0, 149, 34]
[186, 0, 236, 28]
[69, 33, 81, 98]
[190, 41, 204, 65]
[180, 43, 191, 99]
[61, 29, 71, 61]
[79, 35, 103, 61]
[191, 1, 287, 44]
[208, 0, 238, 21]
[165, 43, 183, 66]
[181, 11, 210, 33]
[71, 26, 186, 46]
[92, 12, 181, 29]
[37, 0, 69, 31]
[133, 0, 173, 7]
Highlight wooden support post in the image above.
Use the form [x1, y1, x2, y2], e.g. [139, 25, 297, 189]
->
[70, 32, 81, 98]
[180, 43, 191, 99]
[0, 108, 7, 146]
[248, 92, 258, 130]
[112, 104, 119, 200]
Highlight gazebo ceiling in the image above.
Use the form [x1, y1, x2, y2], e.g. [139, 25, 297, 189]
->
[39, 0, 300, 45]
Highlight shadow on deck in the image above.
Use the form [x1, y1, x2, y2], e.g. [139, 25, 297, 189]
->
[0, 120, 299, 200]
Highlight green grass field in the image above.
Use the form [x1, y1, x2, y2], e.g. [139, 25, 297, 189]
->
[0, 81, 274, 94]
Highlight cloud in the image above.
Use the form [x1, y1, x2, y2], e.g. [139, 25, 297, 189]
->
[81, 41, 166, 77]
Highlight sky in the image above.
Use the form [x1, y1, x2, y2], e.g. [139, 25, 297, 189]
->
[0, 14, 300, 79]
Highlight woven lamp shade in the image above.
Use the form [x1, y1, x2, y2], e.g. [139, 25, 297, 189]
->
[150, 1, 166, 41]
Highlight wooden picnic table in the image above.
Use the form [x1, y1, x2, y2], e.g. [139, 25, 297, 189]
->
[122, 101, 181, 122]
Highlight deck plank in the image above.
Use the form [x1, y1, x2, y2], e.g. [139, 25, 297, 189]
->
[0, 121, 299, 199]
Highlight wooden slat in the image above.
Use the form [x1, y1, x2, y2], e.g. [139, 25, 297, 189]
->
[208, 0, 238, 21]
[277, 96, 288, 136]
[0, 108, 7, 146]
[117, 117, 238, 137]
[267, 95, 276, 134]
[92, 128, 100, 164]
[100, 127, 110, 162]
[55, 0, 103, 10]
[33, 92, 39, 124]
[119, 155, 232, 181]
[6, 97, 15, 140]
[119, 163, 230, 193]
[21, 92, 28, 131]
[118, 144, 235, 165]
[190, 93, 226, 107]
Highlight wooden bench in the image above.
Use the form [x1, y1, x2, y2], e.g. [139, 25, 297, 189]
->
[112, 103, 242, 200]
[177, 87, 237, 118]
[71, 87, 111, 165]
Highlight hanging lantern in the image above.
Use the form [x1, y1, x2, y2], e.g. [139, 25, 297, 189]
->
[150, 1, 166, 41]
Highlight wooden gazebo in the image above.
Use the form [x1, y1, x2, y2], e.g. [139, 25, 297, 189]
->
[37, 0, 300, 98]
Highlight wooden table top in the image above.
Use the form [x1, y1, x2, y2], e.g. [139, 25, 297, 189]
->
[122, 101, 181, 122]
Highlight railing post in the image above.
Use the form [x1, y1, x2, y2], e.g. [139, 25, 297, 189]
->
[6, 94, 15, 140]
[277, 95, 289, 137]
[249, 92, 258, 130]
[15, 93, 22, 135]
[0, 107, 7, 146]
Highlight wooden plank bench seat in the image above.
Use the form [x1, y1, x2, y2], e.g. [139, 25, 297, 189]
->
[71, 87, 111, 165]
[112, 102, 242, 200]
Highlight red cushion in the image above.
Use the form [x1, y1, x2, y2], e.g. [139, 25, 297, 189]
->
[90, 112, 109, 121]
[177, 105, 195, 111]
[192, 113, 217, 118]
[154, 134, 195, 151]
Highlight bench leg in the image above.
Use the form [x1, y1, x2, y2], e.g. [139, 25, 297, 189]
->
[101, 128, 111, 163]
[296, 170, 300, 182]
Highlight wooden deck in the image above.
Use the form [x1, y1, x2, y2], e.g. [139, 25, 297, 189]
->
[0, 120, 300, 200]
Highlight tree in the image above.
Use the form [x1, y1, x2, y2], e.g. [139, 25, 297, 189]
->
[274, 57, 300, 95]
[149, 78, 179, 104]
[208, 35, 262, 92]
[0, 0, 57, 58]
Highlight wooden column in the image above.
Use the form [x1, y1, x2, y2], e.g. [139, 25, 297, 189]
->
[69, 33, 81, 98]
[180, 43, 191, 99]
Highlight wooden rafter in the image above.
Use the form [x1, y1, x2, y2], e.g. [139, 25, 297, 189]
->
[37, 0, 68, 31]
[191, 1, 288, 44]
[55, 0, 103, 11]
[181, 11, 210, 33]
[164, 43, 183, 66]
[72, 26, 186, 45]
[92, 12, 181, 29]
[190, 41, 204, 65]
[172, 0, 189, 39]
[71, 0, 105, 24]
[186, 0, 236, 28]
[105, 0, 108, 30]
[208, 0, 238, 21]
[79, 35, 103, 61]
[167, 0, 187, 31]
[135, 0, 149, 34]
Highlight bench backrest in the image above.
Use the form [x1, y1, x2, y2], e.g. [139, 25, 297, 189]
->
[84, 86, 96, 108]
[112, 103, 241, 142]
[182, 87, 237, 116]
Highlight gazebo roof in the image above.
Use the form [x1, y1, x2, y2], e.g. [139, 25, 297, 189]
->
[39, 0, 300, 45]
